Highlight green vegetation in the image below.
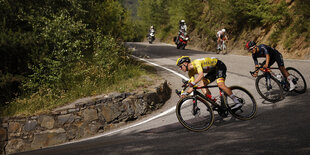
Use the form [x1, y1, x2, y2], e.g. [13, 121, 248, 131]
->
[2, 0, 310, 116]
[137, 0, 203, 41]
[284, 0, 310, 49]
[0, 0, 149, 116]
[136, 0, 310, 51]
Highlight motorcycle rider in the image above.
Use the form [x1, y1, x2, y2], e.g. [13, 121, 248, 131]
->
[148, 25, 155, 42]
[176, 20, 187, 44]
[179, 20, 187, 33]
[149, 25, 155, 35]
[217, 29, 228, 50]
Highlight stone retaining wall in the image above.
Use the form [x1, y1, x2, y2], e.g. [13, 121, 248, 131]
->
[0, 80, 171, 154]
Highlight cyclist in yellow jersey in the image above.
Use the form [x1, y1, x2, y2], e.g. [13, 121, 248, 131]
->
[176, 56, 243, 110]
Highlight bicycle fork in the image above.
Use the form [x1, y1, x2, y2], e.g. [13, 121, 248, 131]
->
[192, 98, 200, 116]
[265, 73, 272, 90]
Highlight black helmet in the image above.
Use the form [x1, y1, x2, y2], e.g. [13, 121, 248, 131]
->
[245, 41, 256, 50]
[176, 56, 191, 66]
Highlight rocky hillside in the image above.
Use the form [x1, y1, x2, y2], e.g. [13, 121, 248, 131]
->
[134, 0, 310, 59]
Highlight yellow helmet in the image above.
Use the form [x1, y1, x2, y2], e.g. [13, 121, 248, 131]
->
[176, 56, 191, 66]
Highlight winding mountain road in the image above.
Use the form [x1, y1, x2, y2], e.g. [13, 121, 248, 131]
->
[19, 42, 310, 155]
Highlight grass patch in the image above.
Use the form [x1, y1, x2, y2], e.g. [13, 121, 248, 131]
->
[0, 63, 160, 117]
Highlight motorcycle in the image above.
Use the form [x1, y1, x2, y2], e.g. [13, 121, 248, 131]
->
[174, 31, 189, 49]
[148, 31, 155, 44]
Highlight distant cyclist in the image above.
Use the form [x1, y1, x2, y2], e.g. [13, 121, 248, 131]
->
[176, 56, 243, 110]
[245, 41, 296, 91]
[216, 29, 228, 50]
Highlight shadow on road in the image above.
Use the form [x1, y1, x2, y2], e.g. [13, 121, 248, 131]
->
[20, 90, 310, 155]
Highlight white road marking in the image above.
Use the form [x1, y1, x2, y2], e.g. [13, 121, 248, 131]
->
[132, 55, 189, 80]
[59, 56, 188, 146]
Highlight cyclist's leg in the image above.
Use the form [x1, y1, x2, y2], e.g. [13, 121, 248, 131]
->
[274, 52, 289, 77]
[275, 52, 295, 90]
[200, 78, 211, 95]
[215, 61, 242, 109]
[217, 38, 221, 49]
[204, 69, 216, 96]
[213, 60, 228, 93]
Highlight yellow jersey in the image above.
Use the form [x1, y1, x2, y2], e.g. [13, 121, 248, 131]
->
[188, 57, 218, 82]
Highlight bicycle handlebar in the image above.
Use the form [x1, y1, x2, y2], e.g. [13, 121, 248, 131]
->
[249, 63, 280, 76]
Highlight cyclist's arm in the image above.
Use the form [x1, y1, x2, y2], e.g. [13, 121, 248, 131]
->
[183, 74, 195, 95]
[252, 54, 259, 66]
[183, 72, 203, 95]
[191, 64, 204, 85]
[191, 71, 204, 86]
[252, 55, 260, 76]
[264, 54, 270, 68]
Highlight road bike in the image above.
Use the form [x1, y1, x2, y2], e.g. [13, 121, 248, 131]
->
[175, 79, 257, 132]
[216, 38, 227, 55]
[250, 66, 307, 103]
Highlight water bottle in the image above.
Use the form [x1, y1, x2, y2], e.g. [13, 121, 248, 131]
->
[276, 73, 283, 82]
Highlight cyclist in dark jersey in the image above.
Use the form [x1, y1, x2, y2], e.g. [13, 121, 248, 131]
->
[245, 41, 296, 91]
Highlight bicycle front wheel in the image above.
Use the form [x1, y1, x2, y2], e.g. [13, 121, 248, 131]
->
[222, 43, 227, 55]
[286, 67, 307, 94]
[224, 86, 257, 120]
[256, 75, 284, 102]
[176, 96, 214, 132]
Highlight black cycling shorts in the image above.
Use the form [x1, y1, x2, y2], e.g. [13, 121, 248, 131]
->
[204, 60, 227, 83]
[263, 50, 285, 67]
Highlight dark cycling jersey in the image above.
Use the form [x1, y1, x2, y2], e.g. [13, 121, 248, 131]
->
[252, 44, 284, 67]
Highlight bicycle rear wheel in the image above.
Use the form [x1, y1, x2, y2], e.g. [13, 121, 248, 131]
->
[224, 86, 257, 120]
[286, 67, 307, 94]
[256, 75, 284, 102]
[176, 96, 214, 132]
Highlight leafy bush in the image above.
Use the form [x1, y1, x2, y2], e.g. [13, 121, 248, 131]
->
[0, 0, 146, 115]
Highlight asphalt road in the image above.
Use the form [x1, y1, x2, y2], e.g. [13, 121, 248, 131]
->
[17, 42, 310, 155]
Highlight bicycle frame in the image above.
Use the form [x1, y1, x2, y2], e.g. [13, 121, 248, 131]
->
[220, 39, 226, 50]
[250, 67, 289, 89]
[176, 80, 226, 108]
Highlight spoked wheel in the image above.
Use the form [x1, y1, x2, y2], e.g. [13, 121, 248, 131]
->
[224, 86, 257, 120]
[216, 44, 221, 54]
[255, 75, 284, 102]
[286, 67, 307, 94]
[222, 43, 227, 55]
[176, 96, 214, 132]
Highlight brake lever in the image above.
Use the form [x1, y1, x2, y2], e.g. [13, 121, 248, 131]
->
[175, 89, 181, 97]
[182, 79, 188, 84]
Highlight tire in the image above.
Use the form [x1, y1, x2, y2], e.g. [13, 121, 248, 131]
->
[181, 44, 186, 50]
[176, 96, 214, 132]
[286, 67, 307, 94]
[223, 86, 257, 120]
[177, 43, 181, 49]
[222, 43, 227, 55]
[255, 75, 284, 102]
